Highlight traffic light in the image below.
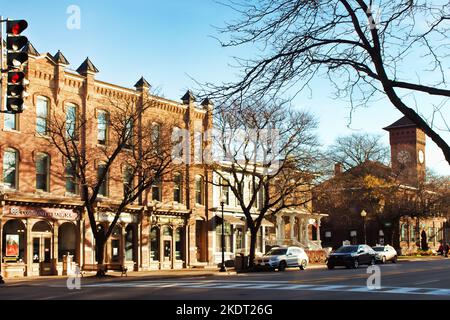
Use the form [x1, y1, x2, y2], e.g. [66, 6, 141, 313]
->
[6, 20, 29, 113]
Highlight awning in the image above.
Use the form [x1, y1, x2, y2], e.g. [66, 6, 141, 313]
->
[261, 219, 274, 227]
[215, 214, 246, 226]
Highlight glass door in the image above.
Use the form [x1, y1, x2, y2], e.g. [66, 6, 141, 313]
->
[33, 237, 41, 263]
[164, 240, 171, 261]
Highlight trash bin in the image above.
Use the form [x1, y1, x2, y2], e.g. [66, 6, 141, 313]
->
[235, 253, 249, 272]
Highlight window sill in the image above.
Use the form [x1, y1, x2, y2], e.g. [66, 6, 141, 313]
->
[35, 133, 51, 140]
[2, 129, 21, 134]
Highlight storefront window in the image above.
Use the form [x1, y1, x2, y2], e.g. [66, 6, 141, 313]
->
[2, 219, 26, 262]
[150, 227, 160, 261]
[216, 220, 232, 252]
[36, 153, 50, 192]
[401, 224, 407, 241]
[58, 222, 77, 262]
[3, 148, 18, 190]
[111, 225, 121, 263]
[125, 224, 135, 262]
[175, 228, 183, 260]
[410, 225, 416, 242]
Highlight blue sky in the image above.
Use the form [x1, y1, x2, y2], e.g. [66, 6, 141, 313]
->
[3, 0, 450, 175]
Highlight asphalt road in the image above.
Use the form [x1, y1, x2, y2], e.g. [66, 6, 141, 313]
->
[1, 259, 450, 300]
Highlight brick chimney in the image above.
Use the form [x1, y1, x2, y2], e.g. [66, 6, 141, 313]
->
[334, 163, 342, 176]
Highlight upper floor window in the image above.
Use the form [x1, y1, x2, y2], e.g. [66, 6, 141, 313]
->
[98, 163, 109, 197]
[36, 96, 49, 135]
[220, 177, 230, 206]
[123, 166, 134, 198]
[195, 175, 204, 205]
[124, 118, 133, 149]
[151, 123, 161, 151]
[173, 173, 182, 203]
[3, 148, 18, 190]
[66, 104, 78, 140]
[97, 111, 109, 145]
[152, 175, 162, 202]
[65, 158, 79, 195]
[35, 153, 50, 192]
[4, 113, 18, 131]
[194, 131, 203, 163]
[172, 127, 184, 162]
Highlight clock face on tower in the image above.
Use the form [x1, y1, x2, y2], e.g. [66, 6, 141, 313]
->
[397, 150, 411, 165]
[418, 150, 425, 164]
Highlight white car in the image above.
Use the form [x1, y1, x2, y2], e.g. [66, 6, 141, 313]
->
[255, 246, 309, 271]
[372, 245, 398, 264]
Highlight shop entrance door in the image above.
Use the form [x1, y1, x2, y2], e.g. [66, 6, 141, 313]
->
[32, 235, 53, 276]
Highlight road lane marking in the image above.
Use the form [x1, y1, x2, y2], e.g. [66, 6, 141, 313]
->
[415, 280, 439, 285]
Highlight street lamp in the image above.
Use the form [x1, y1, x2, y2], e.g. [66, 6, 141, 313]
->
[443, 218, 448, 258]
[219, 194, 227, 272]
[361, 210, 367, 245]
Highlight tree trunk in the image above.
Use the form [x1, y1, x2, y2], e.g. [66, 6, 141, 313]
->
[248, 228, 257, 269]
[95, 236, 107, 277]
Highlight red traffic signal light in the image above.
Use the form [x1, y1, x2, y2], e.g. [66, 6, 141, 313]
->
[8, 72, 27, 84]
[6, 20, 28, 35]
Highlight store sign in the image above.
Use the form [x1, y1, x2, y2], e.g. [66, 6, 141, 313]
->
[97, 212, 138, 224]
[3, 206, 79, 221]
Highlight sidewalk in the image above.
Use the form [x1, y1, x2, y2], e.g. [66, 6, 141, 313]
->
[2, 263, 328, 286]
[398, 255, 447, 262]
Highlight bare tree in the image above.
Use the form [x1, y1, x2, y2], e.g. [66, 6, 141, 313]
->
[211, 99, 323, 266]
[204, 0, 450, 165]
[46, 98, 173, 276]
[328, 133, 390, 170]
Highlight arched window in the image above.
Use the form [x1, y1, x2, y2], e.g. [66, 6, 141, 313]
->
[172, 126, 184, 162]
[58, 222, 77, 261]
[410, 225, 416, 242]
[150, 227, 160, 262]
[32, 221, 52, 233]
[36, 152, 50, 192]
[66, 103, 78, 139]
[2, 219, 26, 261]
[36, 96, 49, 135]
[97, 110, 109, 145]
[151, 123, 161, 152]
[173, 173, 182, 203]
[3, 148, 18, 189]
[195, 175, 204, 205]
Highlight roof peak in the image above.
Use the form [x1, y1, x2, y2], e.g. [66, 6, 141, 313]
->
[134, 76, 151, 88]
[53, 50, 70, 65]
[76, 57, 99, 75]
[181, 90, 196, 104]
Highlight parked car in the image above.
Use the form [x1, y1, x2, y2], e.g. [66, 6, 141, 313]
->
[255, 246, 309, 271]
[372, 245, 398, 264]
[327, 245, 377, 269]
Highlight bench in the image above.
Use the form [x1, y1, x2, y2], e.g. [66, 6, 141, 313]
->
[105, 263, 128, 277]
[81, 263, 127, 276]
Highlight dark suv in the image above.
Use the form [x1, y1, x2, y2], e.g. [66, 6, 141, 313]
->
[327, 245, 377, 269]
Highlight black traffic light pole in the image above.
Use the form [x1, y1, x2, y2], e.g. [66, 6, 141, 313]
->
[0, 15, 4, 284]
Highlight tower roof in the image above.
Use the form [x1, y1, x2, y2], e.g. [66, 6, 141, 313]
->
[53, 50, 70, 65]
[22, 41, 39, 56]
[383, 116, 417, 131]
[76, 57, 99, 75]
[181, 90, 196, 104]
[134, 76, 151, 88]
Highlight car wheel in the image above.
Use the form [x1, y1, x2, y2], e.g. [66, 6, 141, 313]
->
[299, 260, 307, 270]
[353, 259, 359, 269]
[392, 255, 398, 263]
[327, 264, 334, 270]
[381, 256, 386, 264]
[278, 261, 287, 272]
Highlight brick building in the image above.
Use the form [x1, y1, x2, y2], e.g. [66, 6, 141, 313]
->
[0, 44, 213, 278]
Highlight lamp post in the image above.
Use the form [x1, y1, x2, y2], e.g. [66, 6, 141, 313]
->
[219, 194, 227, 272]
[443, 218, 448, 258]
[361, 210, 367, 245]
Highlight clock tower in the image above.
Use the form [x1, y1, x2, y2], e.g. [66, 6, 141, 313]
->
[383, 116, 426, 187]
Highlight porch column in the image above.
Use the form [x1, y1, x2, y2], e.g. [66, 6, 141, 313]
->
[304, 220, 309, 244]
[289, 216, 295, 240]
[53, 222, 59, 275]
[298, 218, 304, 243]
[121, 224, 126, 265]
[276, 214, 283, 240]
[26, 219, 32, 276]
[316, 218, 321, 242]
